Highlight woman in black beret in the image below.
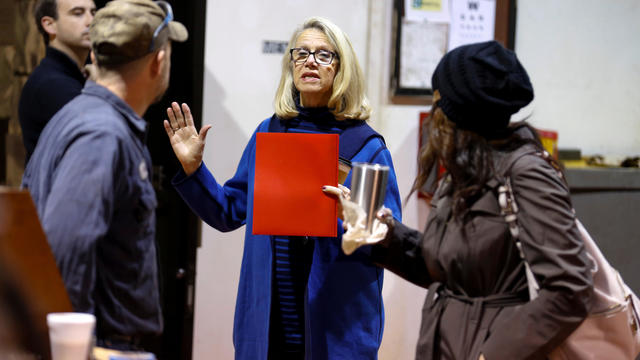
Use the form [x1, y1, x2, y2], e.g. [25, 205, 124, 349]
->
[334, 40, 593, 359]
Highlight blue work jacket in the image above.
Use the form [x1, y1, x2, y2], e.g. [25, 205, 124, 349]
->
[22, 81, 162, 338]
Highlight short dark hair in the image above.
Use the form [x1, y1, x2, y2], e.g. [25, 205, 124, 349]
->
[34, 0, 58, 46]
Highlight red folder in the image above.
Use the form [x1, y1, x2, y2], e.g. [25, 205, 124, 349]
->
[253, 132, 338, 237]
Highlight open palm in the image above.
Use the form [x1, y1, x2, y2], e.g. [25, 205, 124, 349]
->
[163, 102, 211, 175]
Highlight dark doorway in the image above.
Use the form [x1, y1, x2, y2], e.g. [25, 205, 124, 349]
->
[92, 1, 207, 359]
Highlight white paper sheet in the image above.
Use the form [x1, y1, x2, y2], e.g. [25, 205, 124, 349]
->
[405, 0, 451, 23]
[448, 0, 496, 50]
[399, 20, 449, 89]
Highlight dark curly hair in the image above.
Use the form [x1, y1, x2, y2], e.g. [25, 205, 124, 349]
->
[34, 0, 58, 46]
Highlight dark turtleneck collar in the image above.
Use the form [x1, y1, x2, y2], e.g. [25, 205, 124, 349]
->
[44, 46, 86, 82]
[293, 98, 361, 130]
[295, 101, 335, 123]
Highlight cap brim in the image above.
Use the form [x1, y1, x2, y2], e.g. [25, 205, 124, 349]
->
[168, 21, 188, 42]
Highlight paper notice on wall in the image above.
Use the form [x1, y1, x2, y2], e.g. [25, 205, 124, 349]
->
[262, 40, 289, 54]
[448, 0, 495, 50]
[405, 0, 451, 23]
[399, 20, 448, 89]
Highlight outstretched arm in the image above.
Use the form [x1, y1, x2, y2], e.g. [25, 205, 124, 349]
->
[163, 102, 212, 175]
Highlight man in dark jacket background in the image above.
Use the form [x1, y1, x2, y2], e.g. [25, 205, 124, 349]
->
[18, 0, 96, 163]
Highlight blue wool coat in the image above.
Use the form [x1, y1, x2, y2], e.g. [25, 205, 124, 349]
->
[173, 114, 402, 359]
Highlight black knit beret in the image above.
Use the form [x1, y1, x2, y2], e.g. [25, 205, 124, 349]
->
[431, 40, 534, 138]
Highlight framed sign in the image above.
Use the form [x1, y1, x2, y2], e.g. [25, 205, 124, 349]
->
[391, 0, 516, 102]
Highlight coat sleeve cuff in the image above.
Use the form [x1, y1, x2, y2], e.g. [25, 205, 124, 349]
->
[172, 162, 205, 186]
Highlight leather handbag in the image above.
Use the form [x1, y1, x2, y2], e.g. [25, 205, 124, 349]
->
[498, 172, 640, 360]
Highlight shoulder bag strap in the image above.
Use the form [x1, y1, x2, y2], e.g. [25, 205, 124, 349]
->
[495, 146, 545, 300]
[497, 177, 540, 300]
[496, 148, 574, 300]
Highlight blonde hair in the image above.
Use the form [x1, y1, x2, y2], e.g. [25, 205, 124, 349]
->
[274, 17, 371, 121]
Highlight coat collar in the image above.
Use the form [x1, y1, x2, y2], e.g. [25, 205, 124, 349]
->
[81, 81, 148, 139]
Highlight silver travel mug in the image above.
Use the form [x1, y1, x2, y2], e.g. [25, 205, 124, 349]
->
[350, 162, 389, 233]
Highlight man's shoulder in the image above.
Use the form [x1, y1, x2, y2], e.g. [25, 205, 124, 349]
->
[29, 64, 83, 86]
[22, 62, 84, 100]
[19, 64, 84, 137]
[26, 48, 84, 83]
[20, 64, 50, 95]
[52, 95, 126, 134]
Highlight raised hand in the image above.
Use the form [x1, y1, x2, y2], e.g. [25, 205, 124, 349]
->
[163, 102, 211, 175]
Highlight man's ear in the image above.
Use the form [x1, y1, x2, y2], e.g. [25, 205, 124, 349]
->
[150, 49, 166, 77]
[84, 51, 98, 80]
[41, 16, 57, 38]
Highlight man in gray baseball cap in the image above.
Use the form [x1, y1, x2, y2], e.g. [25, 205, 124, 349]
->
[91, 0, 187, 65]
[22, 0, 187, 354]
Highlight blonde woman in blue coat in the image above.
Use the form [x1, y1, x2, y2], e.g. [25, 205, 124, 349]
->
[164, 17, 401, 359]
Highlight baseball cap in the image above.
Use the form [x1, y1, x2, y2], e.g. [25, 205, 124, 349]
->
[90, 0, 188, 66]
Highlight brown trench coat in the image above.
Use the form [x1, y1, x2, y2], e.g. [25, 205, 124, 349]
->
[372, 145, 593, 360]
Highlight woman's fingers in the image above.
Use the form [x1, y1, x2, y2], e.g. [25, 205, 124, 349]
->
[376, 207, 394, 228]
[171, 102, 186, 129]
[167, 102, 199, 134]
[323, 186, 346, 221]
[322, 185, 343, 199]
[182, 103, 195, 128]
[199, 124, 212, 142]
[323, 185, 352, 200]
[163, 119, 174, 137]
[337, 184, 350, 192]
[337, 184, 351, 200]
[376, 207, 392, 221]
[166, 105, 179, 131]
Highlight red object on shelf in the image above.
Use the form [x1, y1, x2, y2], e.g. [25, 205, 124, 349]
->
[253, 133, 339, 237]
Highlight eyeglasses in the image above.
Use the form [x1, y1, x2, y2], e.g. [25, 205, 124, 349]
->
[148, 1, 173, 52]
[290, 48, 338, 66]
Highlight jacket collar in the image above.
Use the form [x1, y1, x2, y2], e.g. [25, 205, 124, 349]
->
[44, 46, 86, 82]
[81, 81, 148, 139]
